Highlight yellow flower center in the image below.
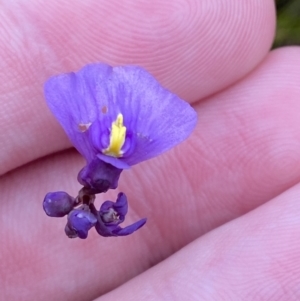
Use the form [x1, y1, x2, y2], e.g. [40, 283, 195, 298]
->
[103, 114, 126, 157]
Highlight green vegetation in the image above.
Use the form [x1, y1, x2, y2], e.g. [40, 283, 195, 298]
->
[274, 0, 300, 48]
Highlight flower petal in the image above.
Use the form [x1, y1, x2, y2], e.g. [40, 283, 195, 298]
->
[94, 217, 117, 237]
[44, 63, 197, 166]
[112, 218, 147, 236]
[112, 192, 128, 218]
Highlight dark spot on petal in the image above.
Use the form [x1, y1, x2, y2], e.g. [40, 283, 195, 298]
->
[101, 106, 108, 114]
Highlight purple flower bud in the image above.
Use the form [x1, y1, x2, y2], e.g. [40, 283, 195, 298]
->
[77, 157, 122, 194]
[66, 207, 97, 239]
[93, 193, 146, 237]
[43, 191, 75, 217]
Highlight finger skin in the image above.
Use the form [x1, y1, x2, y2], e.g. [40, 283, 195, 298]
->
[1, 47, 300, 301]
[0, 0, 275, 175]
[97, 183, 300, 301]
[123, 46, 300, 248]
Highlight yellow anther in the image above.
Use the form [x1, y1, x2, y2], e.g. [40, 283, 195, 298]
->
[103, 114, 126, 157]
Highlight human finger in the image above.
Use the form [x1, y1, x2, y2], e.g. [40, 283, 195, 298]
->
[2, 47, 300, 300]
[0, 0, 275, 175]
[96, 182, 300, 300]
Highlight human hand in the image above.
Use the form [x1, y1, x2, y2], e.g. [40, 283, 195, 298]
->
[1, 1, 299, 300]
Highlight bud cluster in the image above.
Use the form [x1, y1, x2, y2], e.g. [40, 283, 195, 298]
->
[43, 158, 146, 239]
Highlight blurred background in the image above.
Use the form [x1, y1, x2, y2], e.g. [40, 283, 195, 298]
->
[275, 0, 300, 47]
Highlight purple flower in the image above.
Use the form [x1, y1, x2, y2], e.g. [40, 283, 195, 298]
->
[44, 63, 197, 170]
[43, 63, 197, 240]
[92, 193, 146, 237]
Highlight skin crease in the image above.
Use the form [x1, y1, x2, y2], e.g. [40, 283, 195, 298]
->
[5, 0, 300, 301]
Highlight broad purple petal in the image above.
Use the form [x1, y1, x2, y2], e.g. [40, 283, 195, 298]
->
[44, 63, 197, 167]
[96, 153, 130, 170]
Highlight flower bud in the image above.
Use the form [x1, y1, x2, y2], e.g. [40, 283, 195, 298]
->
[43, 191, 75, 217]
[77, 157, 122, 194]
[66, 208, 97, 239]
